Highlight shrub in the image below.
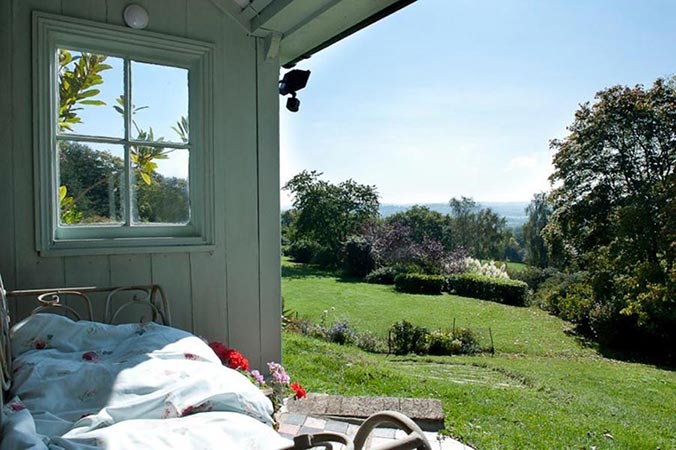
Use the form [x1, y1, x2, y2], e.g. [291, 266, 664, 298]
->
[509, 266, 561, 291]
[394, 273, 445, 295]
[465, 257, 510, 279]
[388, 320, 429, 355]
[538, 272, 592, 323]
[428, 328, 481, 356]
[446, 273, 529, 306]
[365, 266, 399, 284]
[354, 331, 386, 353]
[327, 319, 356, 345]
[285, 239, 322, 263]
[452, 327, 482, 354]
[311, 246, 338, 267]
[342, 236, 376, 277]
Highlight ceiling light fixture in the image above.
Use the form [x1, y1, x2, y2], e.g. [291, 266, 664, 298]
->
[123, 4, 149, 30]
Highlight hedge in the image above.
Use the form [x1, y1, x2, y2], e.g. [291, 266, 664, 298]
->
[445, 273, 529, 306]
[394, 273, 445, 295]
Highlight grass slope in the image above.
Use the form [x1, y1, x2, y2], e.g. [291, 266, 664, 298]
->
[282, 259, 676, 449]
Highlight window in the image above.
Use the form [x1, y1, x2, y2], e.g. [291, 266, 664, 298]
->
[34, 13, 214, 254]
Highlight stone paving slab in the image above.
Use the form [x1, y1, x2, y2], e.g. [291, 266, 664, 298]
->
[289, 393, 444, 426]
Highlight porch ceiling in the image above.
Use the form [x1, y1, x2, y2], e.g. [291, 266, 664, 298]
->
[216, 0, 416, 67]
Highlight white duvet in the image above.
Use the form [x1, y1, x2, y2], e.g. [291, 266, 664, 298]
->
[1, 314, 291, 450]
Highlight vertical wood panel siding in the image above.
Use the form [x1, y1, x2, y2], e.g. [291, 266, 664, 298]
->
[256, 38, 282, 368]
[0, 0, 282, 366]
[0, 0, 16, 318]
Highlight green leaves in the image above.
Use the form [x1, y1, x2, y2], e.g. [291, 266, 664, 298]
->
[172, 116, 189, 143]
[58, 185, 83, 225]
[58, 49, 112, 133]
[283, 170, 380, 257]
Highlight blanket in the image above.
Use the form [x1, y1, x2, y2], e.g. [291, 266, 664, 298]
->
[1, 314, 290, 450]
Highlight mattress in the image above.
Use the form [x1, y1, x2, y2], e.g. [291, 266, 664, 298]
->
[1, 313, 291, 450]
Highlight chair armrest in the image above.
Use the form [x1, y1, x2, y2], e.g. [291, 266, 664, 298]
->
[353, 411, 432, 450]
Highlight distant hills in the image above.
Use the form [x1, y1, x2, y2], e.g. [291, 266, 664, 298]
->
[379, 202, 529, 228]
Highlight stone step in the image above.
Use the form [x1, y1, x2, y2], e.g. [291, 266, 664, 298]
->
[287, 394, 444, 431]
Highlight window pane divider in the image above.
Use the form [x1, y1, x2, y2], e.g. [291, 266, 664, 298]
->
[55, 134, 126, 145]
[128, 140, 191, 149]
[55, 135, 191, 149]
[123, 57, 132, 227]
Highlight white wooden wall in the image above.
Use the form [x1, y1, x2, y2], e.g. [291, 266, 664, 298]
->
[0, 0, 282, 368]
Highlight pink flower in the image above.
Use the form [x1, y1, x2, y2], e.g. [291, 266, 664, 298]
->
[9, 401, 26, 412]
[34, 340, 46, 350]
[251, 369, 265, 385]
[267, 362, 290, 385]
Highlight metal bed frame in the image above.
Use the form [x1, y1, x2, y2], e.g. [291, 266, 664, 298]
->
[0, 275, 431, 450]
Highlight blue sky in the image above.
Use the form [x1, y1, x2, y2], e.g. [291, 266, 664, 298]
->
[280, 0, 676, 206]
[61, 52, 189, 180]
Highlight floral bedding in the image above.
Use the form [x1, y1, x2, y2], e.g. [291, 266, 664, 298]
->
[1, 313, 291, 450]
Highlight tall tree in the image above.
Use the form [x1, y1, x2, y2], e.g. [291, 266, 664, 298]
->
[283, 171, 380, 257]
[448, 196, 477, 250]
[546, 78, 676, 354]
[523, 192, 551, 268]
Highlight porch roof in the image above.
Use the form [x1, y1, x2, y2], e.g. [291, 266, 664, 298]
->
[216, 0, 416, 66]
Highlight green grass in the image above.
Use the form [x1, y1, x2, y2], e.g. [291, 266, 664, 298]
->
[503, 261, 527, 272]
[282, 259, 676, 449]
[481, 260, 527, 273]
[283, 259, 581, 356]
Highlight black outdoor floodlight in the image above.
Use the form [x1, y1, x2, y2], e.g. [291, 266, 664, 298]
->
[279, 69, 311, 112]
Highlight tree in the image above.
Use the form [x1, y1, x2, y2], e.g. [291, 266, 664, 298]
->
[385, 205, 451, 249]
[523, 192, 551, 268]
[59, 141, 124, 223]
[448, 196, 476, 250]
[473, 208, 508, 260]
[283, 171, 380, 261]
[545, 78, 676, 356]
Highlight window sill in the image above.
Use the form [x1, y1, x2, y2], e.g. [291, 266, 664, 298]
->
[38, 237, 216, 257]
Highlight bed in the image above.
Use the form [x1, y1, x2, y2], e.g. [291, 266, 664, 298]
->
[0, 275, 431, 450]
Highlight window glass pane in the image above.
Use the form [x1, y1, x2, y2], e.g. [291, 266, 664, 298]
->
[58, 141, 125, 225]
[57, 49, 123, 138]
[131, 61, 189, 144]
[132, 147, 190, 224]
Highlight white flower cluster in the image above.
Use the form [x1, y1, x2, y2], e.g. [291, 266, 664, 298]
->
[464, 257, 510, 279]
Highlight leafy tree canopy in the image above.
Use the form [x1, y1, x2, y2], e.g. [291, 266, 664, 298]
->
[523, 192, 552, 268]
[545, 78, 676, 355]
[283, 170, 379, 258]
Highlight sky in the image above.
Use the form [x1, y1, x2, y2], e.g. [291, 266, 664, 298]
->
[279, 0, 676, 207]
[60, 51, 189, 180]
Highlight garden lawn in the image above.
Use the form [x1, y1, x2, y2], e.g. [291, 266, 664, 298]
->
[283, 259, 581, 356]
[282, 259, 676, 450]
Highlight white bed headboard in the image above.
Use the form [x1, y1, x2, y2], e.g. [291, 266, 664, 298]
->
[0, 276, 171, 408]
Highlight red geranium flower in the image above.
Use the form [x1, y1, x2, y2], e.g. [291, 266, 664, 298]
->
[208, 342, 249, 371]
[208, 342, 229, 364]
[225, 349, 249, 371]
[291, 382, 307, 400]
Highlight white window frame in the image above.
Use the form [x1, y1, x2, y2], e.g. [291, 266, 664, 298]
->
[33, 12, 215, 255]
